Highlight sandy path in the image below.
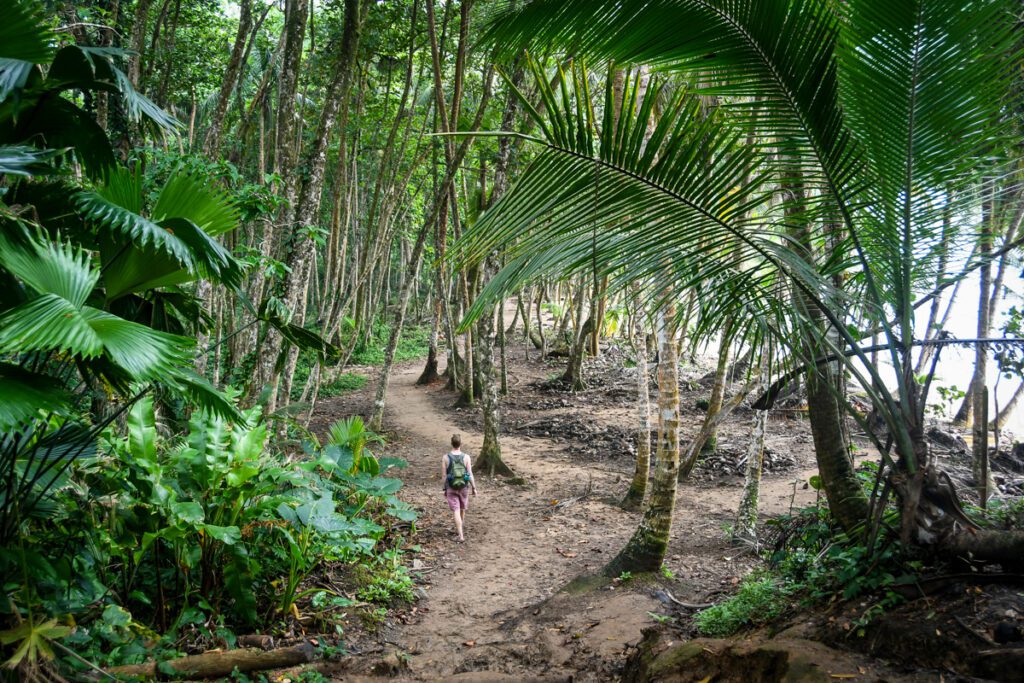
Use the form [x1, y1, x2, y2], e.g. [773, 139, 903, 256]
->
[355, 354, 826, 682]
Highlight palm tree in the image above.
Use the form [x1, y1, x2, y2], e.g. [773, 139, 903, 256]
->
[456, 0, 1024, 568]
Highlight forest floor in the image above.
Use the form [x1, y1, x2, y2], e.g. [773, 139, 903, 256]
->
[305, 338, 1023, 682]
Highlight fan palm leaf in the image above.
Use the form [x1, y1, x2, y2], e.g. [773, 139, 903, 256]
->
[77, 166, 242, 299]
[0, 226, 245, 430]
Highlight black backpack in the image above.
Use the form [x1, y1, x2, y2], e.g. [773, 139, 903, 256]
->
[446, 452, 469, 489]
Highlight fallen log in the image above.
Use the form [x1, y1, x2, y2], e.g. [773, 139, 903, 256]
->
[106, 641, 315, 679]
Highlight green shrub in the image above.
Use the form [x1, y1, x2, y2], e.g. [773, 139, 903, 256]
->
[695, 576, 790, 636]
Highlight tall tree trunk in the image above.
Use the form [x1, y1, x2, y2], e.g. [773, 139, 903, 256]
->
[953, 189, 1022, 425]
[971, 192, 994, 487]
[474, 271, 512, 476]
[278, 0, 366, 408]
[473, 56, 521, 475]
[202, 0, 254, 156]
[94, 0, 120, 130]
[368, 63, 494, 430]
[418, 0, 465, 386]
[369, 223, 429, 433]
[786, 175, 869, 531]
[605, 303, 679, 576]
[250, 0, 309, 410]
[126, 0, 153, 88]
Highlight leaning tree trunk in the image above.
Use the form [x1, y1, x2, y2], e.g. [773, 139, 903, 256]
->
[733, 409, 768, 544]
[561, 314, 594, 390]
[368, 221, 430, 432]
[806, 362, 869, 529]
[621, 310, 652, 511]
[992, 380, 1024, 431]
[785, 172, 869, 532]
[367, 67, 494, 430]
[605, 303, 679, 576]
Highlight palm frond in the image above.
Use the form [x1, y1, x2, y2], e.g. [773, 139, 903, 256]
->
[0, 0, 54, 64]
[78, 46, 181, 133]
[0, 59, 35, 103]
[456, 63, 788, 337]
[0, 293, 104, 356]
[837, 0, 1018, 312]
[483, 0, 862, 199]
[168, 370, 245, 423]
[0, 226, 97, 307]
[0, 145, 61, 177]
[0, 364, 71, 432]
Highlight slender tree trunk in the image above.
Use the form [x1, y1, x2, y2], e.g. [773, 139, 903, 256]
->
[989, 379, 1024, 431]
[475, 268, 512, 476]
[473, 55, 520, 473]
[369, 224, 430, 432]
[621, 300, 651, 511]
[971, 192, 994, 486]
[561, 278, 591, 389]
[368, 62, 493, 429]
[605, 303, 679, 576]
[733, 409, 768, 544]
[954, 190, 1022, 425]
[250, 0, 308, 410]
[698, 326, 732, 455]
[93, 0, 120, 130]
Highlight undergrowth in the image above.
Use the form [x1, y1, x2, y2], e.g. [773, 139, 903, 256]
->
[349, 324, 432, 366]
[695, 497, 918, 638]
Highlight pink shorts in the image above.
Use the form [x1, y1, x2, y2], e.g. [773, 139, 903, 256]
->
[445, 486, 469, 512]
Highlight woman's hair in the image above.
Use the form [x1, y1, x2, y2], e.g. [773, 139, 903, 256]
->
[451, 433, 461, 448]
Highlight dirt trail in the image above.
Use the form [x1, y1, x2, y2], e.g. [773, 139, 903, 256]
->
[353, 359, 824, 682]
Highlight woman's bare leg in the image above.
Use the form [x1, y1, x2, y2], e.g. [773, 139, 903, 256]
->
[453, 508, 464, 541]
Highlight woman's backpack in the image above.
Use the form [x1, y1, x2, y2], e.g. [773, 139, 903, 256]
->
[446, 452, 469, 489]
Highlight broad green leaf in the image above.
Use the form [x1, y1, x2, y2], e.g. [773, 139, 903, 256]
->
[152, 171, 240, 236]
[0, 294, 103, 357]
[201, 524, 241, 545]
[0, 229, 97, 307]
[226, 465, 260, 488]
[171, 502, 204, 525]
[80, 307, 193, 380]
[128, 396, 157, 462]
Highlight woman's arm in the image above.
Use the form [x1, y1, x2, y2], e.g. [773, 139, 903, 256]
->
[465, 454, 477, 494]
[441, 454, 449, 491]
